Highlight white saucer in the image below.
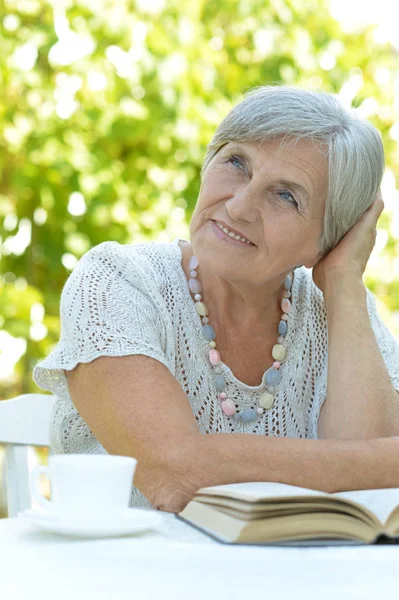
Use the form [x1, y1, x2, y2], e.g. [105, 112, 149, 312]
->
[17, 507, 163, 539]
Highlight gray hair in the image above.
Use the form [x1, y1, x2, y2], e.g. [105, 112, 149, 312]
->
[201, 85, 385, 257]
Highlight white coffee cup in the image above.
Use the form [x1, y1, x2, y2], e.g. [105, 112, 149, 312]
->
[29, 454, 137, 519]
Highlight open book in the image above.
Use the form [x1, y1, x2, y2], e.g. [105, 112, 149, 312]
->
[176, 482, 399, 545]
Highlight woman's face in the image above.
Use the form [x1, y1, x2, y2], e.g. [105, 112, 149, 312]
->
[189, 137, 328, 283]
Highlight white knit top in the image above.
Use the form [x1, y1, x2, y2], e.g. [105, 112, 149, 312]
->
[33, 237, 399, 510]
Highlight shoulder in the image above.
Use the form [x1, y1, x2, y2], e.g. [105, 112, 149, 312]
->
[292, 267, 326, 319]
[288, 267, 329, 354]
[293, 268, 385, 320]
[76, 238, 179, 271]
[70, 238, 182, 286]
[291, 269, 395, 342]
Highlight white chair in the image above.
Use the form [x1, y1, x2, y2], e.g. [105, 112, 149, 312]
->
[0, 393, 55, 517]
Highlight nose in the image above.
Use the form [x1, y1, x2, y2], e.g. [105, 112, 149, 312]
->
[225, 186, 259, 223]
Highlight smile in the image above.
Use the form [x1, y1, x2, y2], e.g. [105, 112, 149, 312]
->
[212, 221, 255, 246]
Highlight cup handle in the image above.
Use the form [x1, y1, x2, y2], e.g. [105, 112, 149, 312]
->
[29, 465, 52, 510]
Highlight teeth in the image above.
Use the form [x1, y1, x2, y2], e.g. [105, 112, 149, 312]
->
[215, 221, 252, 244]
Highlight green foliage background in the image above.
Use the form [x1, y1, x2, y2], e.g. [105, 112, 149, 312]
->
[1, 0, 398, 400]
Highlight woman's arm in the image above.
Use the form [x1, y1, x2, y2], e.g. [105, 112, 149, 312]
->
[166, 433, 399, 513]
[66, 353, 399, 514]
[318, 272, 399, 440]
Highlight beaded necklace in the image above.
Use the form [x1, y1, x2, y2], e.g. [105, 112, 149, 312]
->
[187, 253, 293, 423]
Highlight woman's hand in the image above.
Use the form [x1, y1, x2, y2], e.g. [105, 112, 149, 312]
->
[312, 192, 384, 294]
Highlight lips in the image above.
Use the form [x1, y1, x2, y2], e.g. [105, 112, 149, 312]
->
[212, 220, 255, 245]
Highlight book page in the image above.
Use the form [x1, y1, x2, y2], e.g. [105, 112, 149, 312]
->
[196, 482, 329, 502]
[333, 488, 399, 526]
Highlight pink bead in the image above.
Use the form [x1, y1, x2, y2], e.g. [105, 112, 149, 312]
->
[190, 270, 197, 277]
[189, 278, 202, 294]
[273, 361, 281, 369]
[209, 349, 220, 365]
[221, 399, 236, 416]
[219, 392, 227, 400]
[277, 336, 284, 344]
[281, 314, 288, 321]
[281, 298, 291, 314]
[189, 255, 199, 270]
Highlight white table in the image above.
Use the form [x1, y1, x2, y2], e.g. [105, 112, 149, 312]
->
[1, 513, 399, 600]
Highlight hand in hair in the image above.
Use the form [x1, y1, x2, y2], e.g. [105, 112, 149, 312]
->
[312, 191, 384, 293]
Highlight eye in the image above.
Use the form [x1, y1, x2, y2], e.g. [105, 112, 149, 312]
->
[226, 155, 245, 170]
[278, 190, 298, 208]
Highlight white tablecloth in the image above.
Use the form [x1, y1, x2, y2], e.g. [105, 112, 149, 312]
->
[1, 513, 399, 600]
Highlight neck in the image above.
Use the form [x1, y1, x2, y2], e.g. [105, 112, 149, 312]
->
[200, 268, 285, 332]
[179, 240, 287, 331]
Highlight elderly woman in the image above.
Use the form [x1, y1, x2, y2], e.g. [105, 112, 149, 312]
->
[33, 86, 399, 513]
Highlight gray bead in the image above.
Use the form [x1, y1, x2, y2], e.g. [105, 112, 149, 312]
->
[278, 320, 287, 336]
[215, 375, 225, 392]
[266, 367, 282, 386]
[284, 275, 292, 291]
[231, 413, 242, 422]
[202, 324, 216, 341]
[240, 408, 258, 422]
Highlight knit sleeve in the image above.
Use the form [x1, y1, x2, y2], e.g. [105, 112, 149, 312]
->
[32, 241, 174, 397]
[366, 288, 399, 392]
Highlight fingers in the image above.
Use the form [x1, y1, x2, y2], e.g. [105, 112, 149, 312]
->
[375, 199, 384, 212]
[374, 189, 384, 213]
[365, 193, 384, 220]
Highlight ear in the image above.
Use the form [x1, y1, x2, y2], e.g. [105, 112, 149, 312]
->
[304, 259, 318, 269]
[304, 251, 325, 269]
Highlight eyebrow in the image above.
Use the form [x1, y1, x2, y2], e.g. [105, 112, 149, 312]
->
[223, 144, 311, 205]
